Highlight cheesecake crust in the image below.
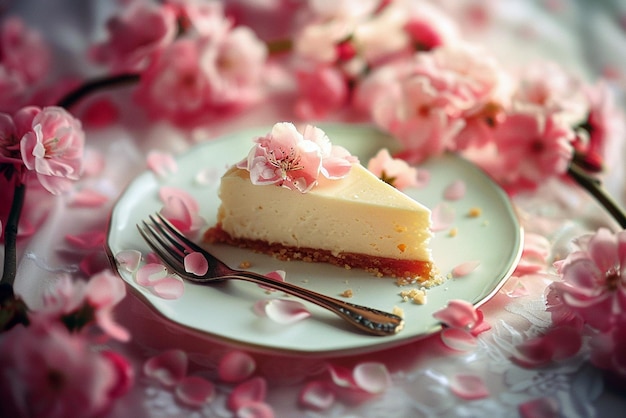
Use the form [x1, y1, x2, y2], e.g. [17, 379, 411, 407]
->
[203, 224, 433, 282]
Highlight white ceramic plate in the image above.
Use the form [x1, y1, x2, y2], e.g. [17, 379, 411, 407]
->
[106, 124, 523, 356]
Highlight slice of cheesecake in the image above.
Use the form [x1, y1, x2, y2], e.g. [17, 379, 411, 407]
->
[204, 159, 434, 281]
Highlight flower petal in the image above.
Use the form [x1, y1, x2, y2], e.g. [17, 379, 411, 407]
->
[184, 252, 208, 276]
[254, 299, 311, 324]
[449, 374, 490, 400]
[147, 150, 177, 178]
[443, 179, 466, 201]
[115, 250, 142, 273]
[218, 351, 256, 383]
[299, 381, 335, 411]
[151, 275, 185, 299]
[433, 299, 479, 329]
[587, 227, 618, 274]
[353, 362, 391, 394]
[65, 230, 106, 249]
[227, 377, 267, 412]
[236, 401, 274, 418]
[440, 328, 478, 351]
[175, 375, 215, 407]
[143, 349, 188, 387]
[135, 263, 168, 286]
[518, 397, 560, 418]
[452, 260, 480, 277]
[431, 202, 455, 232]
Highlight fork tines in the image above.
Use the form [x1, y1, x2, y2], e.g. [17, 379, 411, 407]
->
[137, 213, 196, 271]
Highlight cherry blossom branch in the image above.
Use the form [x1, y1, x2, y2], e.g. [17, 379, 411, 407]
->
[56, 73, 140, 110]
[1, 182, 25, 287]
[567, 162, 626, 228]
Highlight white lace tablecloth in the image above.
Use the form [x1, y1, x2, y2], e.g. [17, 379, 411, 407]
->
[4, 0, 626, 416]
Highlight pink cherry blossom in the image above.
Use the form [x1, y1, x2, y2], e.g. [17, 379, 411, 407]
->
[89, 1, 177, 72]
[238, 123, 356, 192]
[0, 17, 50, 85]
[488, 113, 574, 192]
[133, 11, 267, 128]
[588, 313, 626, 376]
[452, 260, 480, 277]
[19, 106, 85, 195]
[513, 61, 589, 127]
[356, 44, 508, 162]
[147, 150, 178, 178]
[546, 228, 626, 332]
[294, 65, 349, 120]
[367, 148, 418, 190]
[36, 271, 129, 342]
[0, 322, 124, 418]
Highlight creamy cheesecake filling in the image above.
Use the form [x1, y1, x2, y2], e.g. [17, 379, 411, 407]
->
[207, 164, 432, 272]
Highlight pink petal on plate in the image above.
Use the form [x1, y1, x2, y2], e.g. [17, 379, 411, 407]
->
[452, 260, 480, 277]
[147, 150, 177, 178]
[115, 250, 142, 273]
[152, 275, 185, 299]
[258, 270, 286, 291]
[440, 328, 478, 351]
[135, 263, 168, 286]
[443, 179, 466, 201]
[431, 202, 455, 232]
[254, 299, 311, 325]
[449, 373, 490, 400]
[143, 349, 188, 387]
[227, 377, 267, 412]
[432, 299, 479, 329]
[159, 186, 200, 213]
[184, 252, 208, 276]
[415, 169, 430, 188]
[353, 362, 391, 394]
[65, 230, 106, 249]
[518, 397, 560, 418]
[175, 375, 215, 407]
[146, 252, 161, 264]
[299, 380, 335, 411]
[69, 188, 109, 207]
[195, 167, 221, 186]
[236, 401, 274, 418]
[218, 351, 256, 383]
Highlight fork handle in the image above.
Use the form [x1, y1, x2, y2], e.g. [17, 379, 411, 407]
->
[224, 272, 405, 336]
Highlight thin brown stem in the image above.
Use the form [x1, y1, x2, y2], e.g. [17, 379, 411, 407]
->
[56, 73, 140, 110]
[1, 182, 25, 287]
[568, 162, 626, 228]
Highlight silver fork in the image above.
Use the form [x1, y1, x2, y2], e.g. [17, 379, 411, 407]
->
[137, 213, 404, 336]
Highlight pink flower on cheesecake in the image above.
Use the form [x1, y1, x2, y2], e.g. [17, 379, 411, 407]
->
[237, 123, 357, 192]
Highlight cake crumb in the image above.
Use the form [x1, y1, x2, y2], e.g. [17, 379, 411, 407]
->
[448, 227, 458, 237]
[340, 289, 353, 298]
[392, 306, 404, 318]
[238, 260, 251, 269]
[399, 288, 427, 305]
[467, 207, 482, 218]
